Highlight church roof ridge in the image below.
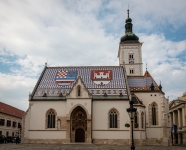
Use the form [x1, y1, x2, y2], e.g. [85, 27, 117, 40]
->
[47, 66, 123, 68]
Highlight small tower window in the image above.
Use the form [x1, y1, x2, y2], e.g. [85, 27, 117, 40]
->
[77, 86, 81, 96]
[130, 69, 134, 74]
[129, 54, 133, 58]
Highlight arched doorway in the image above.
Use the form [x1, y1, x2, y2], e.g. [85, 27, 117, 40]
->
[71, 106, 87, 142]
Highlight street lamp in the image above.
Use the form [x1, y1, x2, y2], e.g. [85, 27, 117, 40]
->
[126, 100, 137, 150]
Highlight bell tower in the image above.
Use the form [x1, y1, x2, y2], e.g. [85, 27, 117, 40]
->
[118, 9, 143, 76]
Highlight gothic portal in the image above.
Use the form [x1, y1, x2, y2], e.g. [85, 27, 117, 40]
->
[71, 106, 87, 142]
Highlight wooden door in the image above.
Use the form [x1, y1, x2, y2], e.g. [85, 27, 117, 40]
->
[75, 128, 85, 142]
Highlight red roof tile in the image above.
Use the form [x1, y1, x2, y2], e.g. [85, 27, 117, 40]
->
[0, 102, 25, 118]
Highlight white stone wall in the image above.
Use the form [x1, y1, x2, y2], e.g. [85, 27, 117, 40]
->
[23, 108, 31, 139]
[135, 92, 169, 140]
[92, 100, 130, 139]
[29, 101, 66, 130]
[92, 130, 128, 139]
[29, 131, 66, 139]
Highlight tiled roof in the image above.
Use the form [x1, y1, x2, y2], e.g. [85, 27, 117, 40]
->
[127, 71, 160, 92]
[33, 66, 127, 97]
[0, 102, 25, 118]
[132, 94, 145, 106]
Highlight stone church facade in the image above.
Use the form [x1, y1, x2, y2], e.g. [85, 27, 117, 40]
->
[22, 10, 170, 146]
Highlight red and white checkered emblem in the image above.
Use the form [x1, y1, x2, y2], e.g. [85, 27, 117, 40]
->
[56, 70, 67, 78]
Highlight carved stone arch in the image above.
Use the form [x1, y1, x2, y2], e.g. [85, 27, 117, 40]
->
[68, 104, 90, 119]
[45, 108, 57, 129]
[149, 102, 158, 126]
[130, 65, 134, 69]
[129, 50, 134, 54]
[108, 108, 120, 129]
[69, 105, 88, 143]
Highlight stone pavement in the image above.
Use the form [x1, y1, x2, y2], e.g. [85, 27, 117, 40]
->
[0, 143, 185, 150]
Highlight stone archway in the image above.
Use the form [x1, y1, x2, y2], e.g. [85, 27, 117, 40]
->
[71, 106, 87, 142]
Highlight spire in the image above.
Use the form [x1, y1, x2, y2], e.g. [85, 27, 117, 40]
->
[159, 81, 162, 91]
[125, 9, 132, 33]
[127, 9, 129, 18]
[151, 82, 154, 91]
[120, 9, 139, 43]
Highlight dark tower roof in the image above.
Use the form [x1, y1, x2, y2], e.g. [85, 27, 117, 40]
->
[120, 9, 139, 43]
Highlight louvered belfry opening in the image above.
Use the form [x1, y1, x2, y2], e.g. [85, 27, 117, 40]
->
[71, 106, 87, 142]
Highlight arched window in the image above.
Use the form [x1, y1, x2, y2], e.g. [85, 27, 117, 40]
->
[141, 112, 144, 128]
[129, 66, 134, 74]
[149, 102, 158, 126]
[134, 112, 138, 124]
[109, 109, 118, 128]
[47, 109, 56, 128]
[152, 104, 156, 125]
[77, 86, 81, 96]
[134, 112, 138, 128]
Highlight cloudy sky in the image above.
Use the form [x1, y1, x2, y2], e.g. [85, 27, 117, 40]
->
[0, 0, 186, 111]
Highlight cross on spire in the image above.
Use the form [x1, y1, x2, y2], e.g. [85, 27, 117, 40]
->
[127, 8, 129, 18]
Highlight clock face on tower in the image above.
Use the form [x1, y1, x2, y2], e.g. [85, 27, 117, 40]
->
[129, 58, 134, 64]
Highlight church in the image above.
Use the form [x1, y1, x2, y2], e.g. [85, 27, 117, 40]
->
[22, 10, 170, 146]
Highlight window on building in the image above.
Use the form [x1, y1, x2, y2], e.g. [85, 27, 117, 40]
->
[129, 54, 133, 58]
[141, 112, 144, 128]
[6, 131, 9, 137]
[152, 104, 157, 125]
[134, 112, 138, 128]
[12, 132, 14, 137]
[7, 120, 11, 127]
[134, 113, 138, 124]
[18, 123, 21, 129]
[109, 109, 118, 128]
[47, 109, 56, 128]
[0, 131, 2, 135]
[130, 69, 134, 74]
[77, 86, 81, 96]
[0, 119, 5, 126]
[13, 121, 17, 128]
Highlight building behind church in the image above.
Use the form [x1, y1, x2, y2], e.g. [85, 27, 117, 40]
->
[22, 10, 171, 146]
[169, 92, 186, 145]
[0, 102, 24, 138]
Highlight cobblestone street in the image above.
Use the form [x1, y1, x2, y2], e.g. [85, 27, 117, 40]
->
[0, 143, 186, 150]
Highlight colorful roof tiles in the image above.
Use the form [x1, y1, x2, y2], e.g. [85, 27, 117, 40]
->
[127, 71, 160, 92]
[33, 66, 127, 97]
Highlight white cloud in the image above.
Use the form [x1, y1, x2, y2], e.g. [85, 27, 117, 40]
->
[140, 34, 186, 100]
[0, 73, 37, 111]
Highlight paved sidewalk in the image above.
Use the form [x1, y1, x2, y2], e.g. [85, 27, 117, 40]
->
[0, 143, 185, 150]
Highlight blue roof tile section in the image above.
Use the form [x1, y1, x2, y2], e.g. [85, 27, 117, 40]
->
[128, 77, 157, 87]
[127, 76, 159, 91]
